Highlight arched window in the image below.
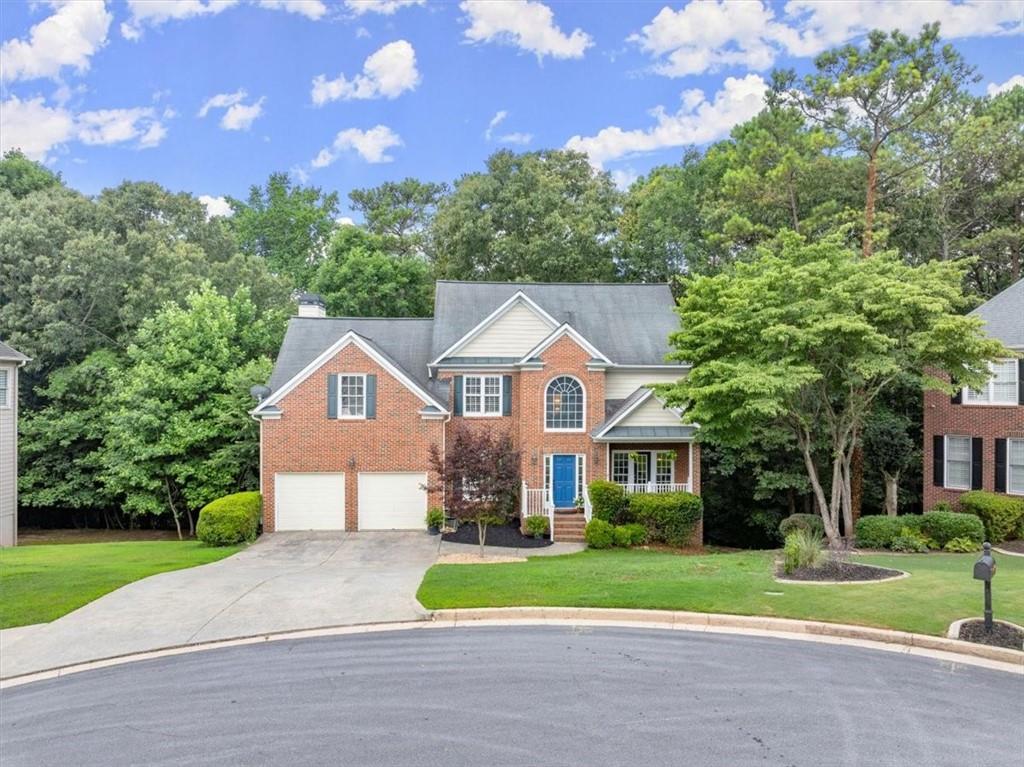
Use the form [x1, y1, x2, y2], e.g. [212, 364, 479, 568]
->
[545, 376, 584, 430]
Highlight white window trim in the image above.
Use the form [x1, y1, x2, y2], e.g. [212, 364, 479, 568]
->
[962, 359, 1019, 406]
[0, 369, 8, 409]
[1008, 438, 1024, 497]
[611, 450, 675, 486]
[543, 453, 585, 506]
[338, 373, 367, 420]
[544, 374, 586, 433]
[944, 434, 972, 491]
[463, 374, 503, 417]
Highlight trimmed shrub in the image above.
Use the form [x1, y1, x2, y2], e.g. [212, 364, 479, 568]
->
[525, 515, 550, 539]
[855, 514, 922, 549]
[613, 523, 647, 547]
[778, 513, 824, 539]
[943, 536, 981, 553]
[919, 511, 984, 547]
[958, 491, 1024, 544]
[584, 518, 615, 549]
[929, 501, 954, 514]
[588, 480, 627, 523]
[782, 529, 825, 574]
[196, 491, 261, 546]
[891, 526, 930, 553]
[629, 491, 703, 547]
[427, 507, 445, 529]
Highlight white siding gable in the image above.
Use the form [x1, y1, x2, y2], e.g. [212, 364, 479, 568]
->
[458, 301, 555, 358]
[618, 395, 682, 427]
[605, 370, 684, 399]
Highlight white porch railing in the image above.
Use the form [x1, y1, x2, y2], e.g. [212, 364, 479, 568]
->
[620, 482, 691, 494]
[582, 485, 593, 523]
[521, 481, 555, 540]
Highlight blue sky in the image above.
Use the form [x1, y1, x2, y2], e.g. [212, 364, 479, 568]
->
[1, 1, 1021, 219]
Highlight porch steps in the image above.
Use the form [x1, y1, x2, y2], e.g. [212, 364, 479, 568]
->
[553, 509, 587, 542]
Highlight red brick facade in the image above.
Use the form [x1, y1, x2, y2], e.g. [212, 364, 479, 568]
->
[922, 383, 1024, 510]
[260, 343, 444, 532]
[261, 333, 701, 534]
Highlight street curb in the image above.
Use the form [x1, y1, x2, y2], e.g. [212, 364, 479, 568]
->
[2, 609, 1019, 688]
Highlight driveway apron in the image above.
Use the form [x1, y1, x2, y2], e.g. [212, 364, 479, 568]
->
[0, 532, 438, 679]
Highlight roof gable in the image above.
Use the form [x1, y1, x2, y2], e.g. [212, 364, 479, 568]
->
[444, 294, 557, 361]
[519, 323, 610, 365]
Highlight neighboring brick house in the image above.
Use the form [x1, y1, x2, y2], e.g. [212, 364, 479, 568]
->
[0, 340, 29, 548]
[924, 279, 1024, 510]
[252, 283, 698, 541]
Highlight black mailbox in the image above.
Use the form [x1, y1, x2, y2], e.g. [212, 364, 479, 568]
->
[973, 542, 996, 581]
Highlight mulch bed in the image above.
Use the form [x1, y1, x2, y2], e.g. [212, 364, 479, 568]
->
[958, 620, 1024, 651]
[780, 559, 903, 582]
[441, 522, 552, 549]
[995, 540, 1024, 554]
[18, 528, 181, 545]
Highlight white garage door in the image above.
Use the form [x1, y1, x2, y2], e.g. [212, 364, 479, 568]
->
[275, 472, 346, 530]
[358, 472, 428, 530]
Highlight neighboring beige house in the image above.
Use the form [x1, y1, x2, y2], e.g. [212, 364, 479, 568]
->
[1, 341, 29, 547]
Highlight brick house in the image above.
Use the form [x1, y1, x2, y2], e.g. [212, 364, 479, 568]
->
[252, 282, 698, 541]
[924, 279, 1024, 510]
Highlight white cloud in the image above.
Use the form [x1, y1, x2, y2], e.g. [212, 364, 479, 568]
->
[121, 0, 239, 40]
[311, 40, 420, 104]
[460, 0, 593, 60]
[312, 125, 403, 166]
[610, 168, 639, 191]
[344, 0, 425, 15]
[1, 0, 112, 82]
[122, 0, 327, 38]
[988, 74, 1024, 96]
[199, 195, 233, 217]
[631, 0, 1024, 77]
[198, 90, 265, 130]
[0, 96, 75, 161]
[565, 74, 768, 167]
[497, 132, 533, 145]
[76, 107, 168, 149]
[336, 215, 356, 226]
[484, 110, 508, 140]
[255, 0, 328, 19]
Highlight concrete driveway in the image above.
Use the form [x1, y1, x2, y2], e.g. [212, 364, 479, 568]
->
[0, 532, 438, 679]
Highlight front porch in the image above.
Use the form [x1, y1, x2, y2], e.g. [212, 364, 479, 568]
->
[520, 442, 697, 542]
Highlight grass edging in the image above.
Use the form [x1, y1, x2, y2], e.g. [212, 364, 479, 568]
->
[432, 606, 1024, 668]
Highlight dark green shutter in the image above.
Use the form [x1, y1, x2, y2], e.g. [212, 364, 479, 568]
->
[327, 374, 338, 419]
[453, 375, 463, 416]
[366, 374, 377, 419]
[932, 435, 944, 487]
[502, 375, 512, 416]
[951, 387, 962, 405]
[995, 438, 1007, 493]
[1018, 360, 1024, 405]
[971, 437, 983, 490]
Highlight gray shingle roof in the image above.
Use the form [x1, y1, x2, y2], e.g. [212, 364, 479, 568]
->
[970, 279, 1024, 348]
[266, 317, 444, 400]
[591, 387, 650, 437]
[0, 341, 28, 362]
[431, 281, 680, 365]
[594, 426, 697, 441]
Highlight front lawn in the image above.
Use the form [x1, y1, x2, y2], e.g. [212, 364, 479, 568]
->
[417, 549, 1024, 637]
[0, 541, 242, 629]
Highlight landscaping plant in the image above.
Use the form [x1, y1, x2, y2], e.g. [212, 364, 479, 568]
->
[958, 491, 1024, 543]
[628, 491, 702, 547]
[196, 491, 262, 546]
[919, 511, 984, 548]
[943, 537, 981, 553]
[426, 507, 445, 532]
[782, 529, 826, 574]
[778, 514, 824, 539]
[525, 515, 550, 540]
[613, 524, 648, 547]
[587, 480, 627, 524]
[890, 527, 931, 553]
[584, 519, 615, 549]
[426, 423, 521, 556]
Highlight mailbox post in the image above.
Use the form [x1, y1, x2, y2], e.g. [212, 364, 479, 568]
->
[973, 542, 997, 632]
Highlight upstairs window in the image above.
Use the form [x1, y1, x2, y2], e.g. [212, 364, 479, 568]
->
[464, 375, 502, 416]
[545, 376, 584, 431]
[0, 369, 7, 407]
[965, 359, 1018, 405]
[338, 374, 365, 418]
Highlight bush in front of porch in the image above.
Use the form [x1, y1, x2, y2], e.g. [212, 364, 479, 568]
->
[588, 481, 703, 547]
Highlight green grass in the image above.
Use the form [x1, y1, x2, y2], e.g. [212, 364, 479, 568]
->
[0, 541, 242, 629]
[417, 549, 1024, 637]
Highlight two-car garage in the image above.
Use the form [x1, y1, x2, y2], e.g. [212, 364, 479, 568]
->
[274, 471, 427, 531]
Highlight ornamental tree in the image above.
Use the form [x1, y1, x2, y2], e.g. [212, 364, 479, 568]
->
[660, 234, 1008, 548]
[426, 423, 521, 556]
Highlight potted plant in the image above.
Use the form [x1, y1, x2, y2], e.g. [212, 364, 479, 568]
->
[525, 515, 549, 540]
[426, 507, 445, 535]
[574, 495, 585, 512]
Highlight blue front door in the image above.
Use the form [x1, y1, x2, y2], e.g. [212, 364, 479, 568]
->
[552, 455, 576, 508]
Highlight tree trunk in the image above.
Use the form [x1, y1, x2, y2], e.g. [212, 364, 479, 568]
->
[862, 148, 878, 258]
[186, 506, 195, 537]
[883, 472, 899, 517]
[477, 519, 488, 558]
[165, 478, 183, 541]
[850, 445, 864, 529]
